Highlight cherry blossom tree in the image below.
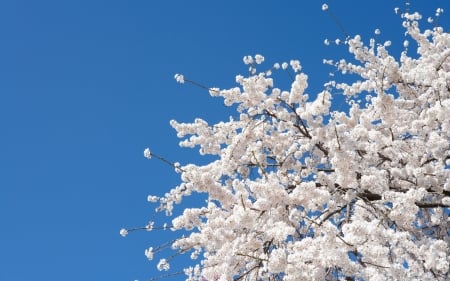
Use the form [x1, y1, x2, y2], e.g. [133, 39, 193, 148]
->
[121, 4, 449, 281]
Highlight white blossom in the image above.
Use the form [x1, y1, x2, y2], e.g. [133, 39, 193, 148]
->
[174, 73, 184, 84]
[436, 8, 444, 17]
[403, 40, 409, 48]
[119, 228, 128, 237]
[143, 148, 152, 159]
[290, 60, 301, 72]
[145, 247, 154, 260]
[157, 258, 170, 271]
[145, 221, 154, 231]
[254, 54, 264, 64]
[243, 55, 253, 65]
[322, 4, 328, 11]
[442, 197, 450, 205]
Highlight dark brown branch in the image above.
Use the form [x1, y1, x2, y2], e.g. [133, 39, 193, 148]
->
[415, 202, 450, 208]
[358, 191, 382, 201]
[421, 157, 438, 167]
[234, 261, 263, 281]
[318, 205, 347, 226]
[315, 181, 450, 209]
[436, 51, 450, 71]
[376, 152, 392, 166]
[315, 142, 329, 157]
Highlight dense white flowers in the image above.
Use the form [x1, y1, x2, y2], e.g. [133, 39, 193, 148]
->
[127, 6, 450, 281]
[143, 148, 152, 159]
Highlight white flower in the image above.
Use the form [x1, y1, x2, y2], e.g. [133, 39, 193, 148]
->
[442, 197, 450, 205]
[322, 4, 328, 11]
[290, 60, 301, 72]
[119, 228, 128, 237]
[374, 28, 381, 35]
[243, 55, 253, 65]
[281, 62, 288, 70]
[146, 221, 154, 231]
[147, 195, 159, 202]
[174, 73, 185, 84]
[208, 87, 220, 97]
[324, 39, 330, 45]
[273, 62, 280, 69]
[254, 54, 264, 64]
[174, 162, 182, 173]
[157, 258, 170, 271]
[145, 247, 154, 260]
[144, 148, 152, 159]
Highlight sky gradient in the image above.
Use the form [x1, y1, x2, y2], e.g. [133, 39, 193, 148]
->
[1, 1, 449, 281]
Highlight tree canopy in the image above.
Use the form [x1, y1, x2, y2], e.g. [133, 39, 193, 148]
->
[122, 4, 449, 281]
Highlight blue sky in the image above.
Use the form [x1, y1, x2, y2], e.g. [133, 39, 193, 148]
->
[1, 1, 449, 281]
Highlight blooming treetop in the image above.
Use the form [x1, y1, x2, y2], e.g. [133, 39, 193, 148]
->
[122, 5, 450, 281]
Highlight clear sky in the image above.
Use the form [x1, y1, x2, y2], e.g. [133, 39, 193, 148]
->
[1, 1, 449, 281]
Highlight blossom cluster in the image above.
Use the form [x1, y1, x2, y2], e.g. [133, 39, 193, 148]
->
[123, 6, 450, 281]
